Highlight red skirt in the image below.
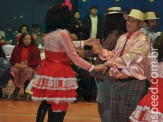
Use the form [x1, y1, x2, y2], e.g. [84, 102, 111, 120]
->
[130, 78, 163, 122]
[31, 51, 78, 111]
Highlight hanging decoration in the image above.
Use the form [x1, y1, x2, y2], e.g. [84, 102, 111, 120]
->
[104, 8, 108, 12]
[144, 6, 149, 10]
[157, 22, 161, 27]
[115, 3, 119, 7]
[149, 0, 154, 2]
[129, 7, 133, 10]
[62, 0, 72, 11]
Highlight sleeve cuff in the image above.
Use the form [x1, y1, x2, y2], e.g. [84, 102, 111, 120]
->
[88, 65, 95, 72]
[80, 41, 84, 49]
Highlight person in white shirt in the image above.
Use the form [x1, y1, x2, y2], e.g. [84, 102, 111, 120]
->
[141, 12, 161, 43]
[31, 22, 44, 46]
[80, 6, 103, 101]
[82, 5, 103, 40]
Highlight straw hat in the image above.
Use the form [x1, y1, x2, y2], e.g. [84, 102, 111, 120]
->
[123, 9, 147, 27]
[104, 7, 126, 15]
[144, 12, 159, 20]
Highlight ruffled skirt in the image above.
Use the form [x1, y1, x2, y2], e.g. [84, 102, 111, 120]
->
[130, 78, 163, 122]
[28, 56, 78, 111]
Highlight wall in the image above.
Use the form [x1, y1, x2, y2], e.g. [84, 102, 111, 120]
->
[0, 0, 78, 42]
[0, 0, 162, 42]
[79, 0, 163, 31]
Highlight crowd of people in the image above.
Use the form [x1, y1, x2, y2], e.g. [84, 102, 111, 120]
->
[0, 3, 163, 122]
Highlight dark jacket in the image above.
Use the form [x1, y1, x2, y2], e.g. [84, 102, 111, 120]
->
[68, 19, 85, 40]
[0, 44, 6, 59]
[82, 15, 103, 39]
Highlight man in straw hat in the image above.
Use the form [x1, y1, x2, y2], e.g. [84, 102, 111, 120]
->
[89, 6, 126, 122]
[141, 12, 161, 43]
[90, 9, 150, 122]
[105, 6, 126, 15]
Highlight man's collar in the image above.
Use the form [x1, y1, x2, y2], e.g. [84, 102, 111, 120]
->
[127, 29, 141, 38]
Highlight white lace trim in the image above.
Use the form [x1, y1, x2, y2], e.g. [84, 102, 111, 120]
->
[88, 65, 95, 72]
[36, 74, 77, 81]
[33, 84, 78, 90]
[32, 75, 78, 90]
[73, 41, 84, 49]
[129, 105, 163, 121]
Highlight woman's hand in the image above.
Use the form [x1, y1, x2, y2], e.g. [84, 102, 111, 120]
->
[93, 64, 107, 74]
[15, 63, 20, 68]
[20, 64, 28, 69]
[84, 38, 99, 46]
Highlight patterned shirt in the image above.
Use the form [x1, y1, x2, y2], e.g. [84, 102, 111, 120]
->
[141, 27, 161, 43]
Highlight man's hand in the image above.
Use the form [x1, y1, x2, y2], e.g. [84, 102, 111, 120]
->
[91, 40, 103, 54]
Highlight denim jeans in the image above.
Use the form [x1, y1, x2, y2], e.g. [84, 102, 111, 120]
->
[97, 80, 113, 122]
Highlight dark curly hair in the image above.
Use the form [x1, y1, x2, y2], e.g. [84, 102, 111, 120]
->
[19, 33, 36, 46]
[153, 32, 163, 62]
[101, 13, 127, 40]
[44, 5, 71, 33]
[18, 25, 29, 33]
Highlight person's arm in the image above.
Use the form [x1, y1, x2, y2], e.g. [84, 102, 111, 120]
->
[73, 38, 95, 49]
[0, 44, 6, 59]
[10, 45, 20, 66]
[28, 46, 41, 70]
[73, 41, 84, 49]
[104, 36, 150, 79]
[59, 30, 94, 72]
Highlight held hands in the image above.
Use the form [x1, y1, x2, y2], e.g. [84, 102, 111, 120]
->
[93, 64, 107, 74]
[92, 41, 103, 54]
[84, 38, 99, 46]
[84, 39, 103, 54]
[15, 63, 28, 69]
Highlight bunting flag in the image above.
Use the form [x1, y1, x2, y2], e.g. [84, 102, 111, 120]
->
[62, 0, 72, 11]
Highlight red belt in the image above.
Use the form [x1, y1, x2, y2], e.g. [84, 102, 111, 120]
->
[41, 59, 71, 66]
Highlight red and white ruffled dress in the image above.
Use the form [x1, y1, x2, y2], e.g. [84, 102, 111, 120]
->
[29, 29, 94, 112]
[130, 62, 163, 122]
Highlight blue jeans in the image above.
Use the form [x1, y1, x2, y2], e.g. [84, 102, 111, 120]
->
[97, 80, 113, 122]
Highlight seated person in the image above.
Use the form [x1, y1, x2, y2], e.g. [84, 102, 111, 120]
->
[16, 25, 29, 44]
[0, 43, 11, 98]
[31, 22, 44, 46]
[10, 33, 41, 99]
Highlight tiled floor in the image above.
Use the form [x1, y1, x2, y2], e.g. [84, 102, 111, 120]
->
[0, 99, 100, 122]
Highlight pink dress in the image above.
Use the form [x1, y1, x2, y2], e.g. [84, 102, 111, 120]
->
[130, 62, 163, 121]
[30, 29, 94, 111]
